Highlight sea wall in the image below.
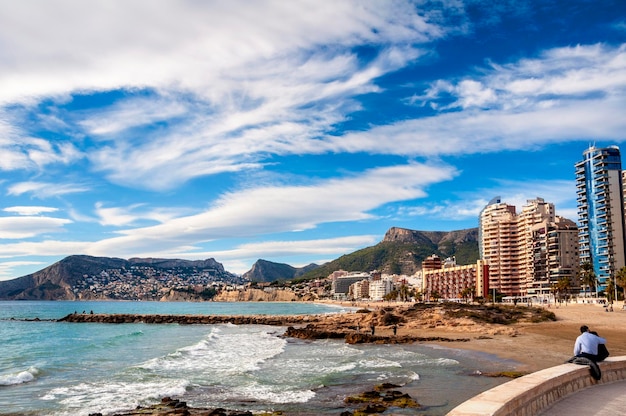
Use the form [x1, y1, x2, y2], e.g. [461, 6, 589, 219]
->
[447, 356, 626, 416]
[57, 313, 319, 326]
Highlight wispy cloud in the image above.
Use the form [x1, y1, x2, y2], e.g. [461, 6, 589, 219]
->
[339, 43, 626, 158]
[0, 216, 72, 239]
[0, 162, 455, 260]
[0, 260, 46, 280]
[0, 1, 448, 190]
[94, 202, 189, 227]
[7, 181, 89, 198]
[401, 179, 576, 221]
[3, 206, 59, 215]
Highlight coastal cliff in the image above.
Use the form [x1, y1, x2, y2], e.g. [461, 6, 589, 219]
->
[212, 288, 300, 302]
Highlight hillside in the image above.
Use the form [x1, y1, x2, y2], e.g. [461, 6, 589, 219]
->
[242, 259, 319, 282]
[297, 227, 479, 280]
[0, 255, 240, 300]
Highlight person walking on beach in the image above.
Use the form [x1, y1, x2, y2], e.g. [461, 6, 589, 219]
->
[370, 323, 375, 336]
[574, 325, 607, 362]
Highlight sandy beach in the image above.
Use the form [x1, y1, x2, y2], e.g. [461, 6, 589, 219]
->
[335, 300, 626, 373]
[464, 301, 626, 372]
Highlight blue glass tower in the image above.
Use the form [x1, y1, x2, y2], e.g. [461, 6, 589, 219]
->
[575, 146, 626, 294]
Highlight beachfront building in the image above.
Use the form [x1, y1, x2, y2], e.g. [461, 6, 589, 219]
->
[479, 198, 520, 296]
[479, 197, 564, 297]
[422, 255, 489, 301]
[349, 279, 370, 300]
[527, 217, 580, 298]
[369, 277, 394, 301]
[331, 272, 370, 300]
[576, 145, 626, 294]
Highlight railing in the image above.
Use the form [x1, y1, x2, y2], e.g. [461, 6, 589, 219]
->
[447, 356, 626, 416]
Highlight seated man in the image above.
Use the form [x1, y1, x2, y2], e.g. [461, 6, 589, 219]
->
[574, 325, 607, 362]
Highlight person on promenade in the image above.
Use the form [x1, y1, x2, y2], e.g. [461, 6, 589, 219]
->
[574, 325, 607, 362]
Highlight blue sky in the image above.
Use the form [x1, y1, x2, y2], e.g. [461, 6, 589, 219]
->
[1, 0, 625, 280]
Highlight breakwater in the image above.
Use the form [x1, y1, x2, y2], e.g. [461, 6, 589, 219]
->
[58, 312, 321, 326]
[58, 312, 471, 345]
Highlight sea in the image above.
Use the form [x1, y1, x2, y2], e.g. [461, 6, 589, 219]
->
[0, 301, 517, 416]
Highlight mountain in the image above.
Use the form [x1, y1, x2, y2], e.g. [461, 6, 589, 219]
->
[0, 255, 239, 300]
[297, 227, 479, 280]
[242, 259, 319, 282]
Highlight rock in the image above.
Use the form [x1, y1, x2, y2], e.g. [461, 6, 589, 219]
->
[283, 325, 345, 340]
[354, 404, 387, 414]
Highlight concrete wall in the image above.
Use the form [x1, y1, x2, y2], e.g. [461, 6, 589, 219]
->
[447, 356, 626, 416]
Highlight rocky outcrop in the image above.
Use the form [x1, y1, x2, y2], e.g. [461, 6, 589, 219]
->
[344, 385, 420, 413]
[90, 396, 256, 416]
[242, 259, 318, 282]
[382, 227, 478, 246]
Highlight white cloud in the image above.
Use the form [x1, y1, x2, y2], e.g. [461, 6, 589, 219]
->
[423, 43, 626, 111]
[0, 216, 72, 239]
[94, 202, 187, 227]
[84, 162, 456, 255]
[0, 1, 448, 189]
[0, 260, 46, 281]
[0, 240, 87, 258]
[3, 206, 59, 215]
[333, 94, 626, 157]
[402, 179, 577, 221]
[0, 1, 442, 105]
[7, 181, 89, 198]
[199, 235, 380, 259]
[0, 163, 455, 259]
[79, 97, 188, 135]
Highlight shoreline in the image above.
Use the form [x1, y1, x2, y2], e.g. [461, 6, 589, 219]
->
[59, 300, 626, 373]
[58, 300, 626, 415]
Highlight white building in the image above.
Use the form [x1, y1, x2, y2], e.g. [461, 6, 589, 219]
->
[369, 277, 394, 301]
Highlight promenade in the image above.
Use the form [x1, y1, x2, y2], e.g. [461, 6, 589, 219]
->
[538, 379, 626, 415]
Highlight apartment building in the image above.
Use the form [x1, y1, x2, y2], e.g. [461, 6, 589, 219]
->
[331, 272, 370, 299]
[479, 197, 572, 296]
[527, 217, 580, 296]
[479, 197, 520, 295]
[422, 255, 489, 301]
[369, 277, 394, 301]
[576, 145, 626, 293]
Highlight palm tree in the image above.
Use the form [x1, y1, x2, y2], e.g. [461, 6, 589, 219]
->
[398, 284, 411, 302]
[606, 279, 616, 304]
[577, 262, 596, 298]
[616, 266, 626, 301]
[556, 277, 571, 303]
[460, 287, 474, 304]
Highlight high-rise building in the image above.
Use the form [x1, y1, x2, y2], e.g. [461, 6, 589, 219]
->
[517, 198, 556, 290]
[479, 198, 519, 295]
[479, 197, 563, 296]
[575, 145, 626, 293]
[528, 217, 580, 296]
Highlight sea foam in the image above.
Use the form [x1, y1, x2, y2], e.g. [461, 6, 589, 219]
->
[0, 367, 39, 385]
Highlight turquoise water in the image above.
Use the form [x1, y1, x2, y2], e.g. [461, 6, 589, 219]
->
[0, 301, 513, 415]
